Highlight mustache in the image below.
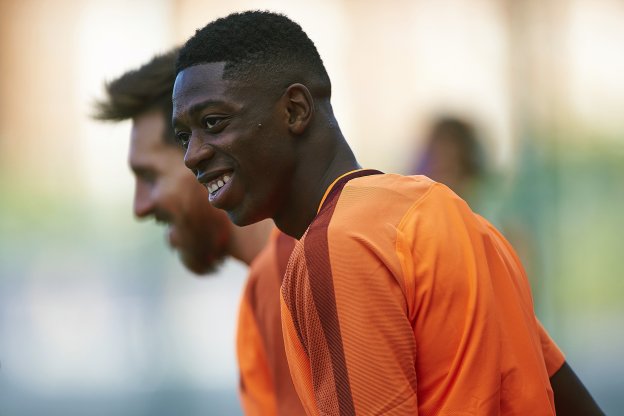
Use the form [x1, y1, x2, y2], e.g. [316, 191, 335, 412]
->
[153, 210, 172, 225]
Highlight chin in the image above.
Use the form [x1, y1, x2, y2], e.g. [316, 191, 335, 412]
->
[226, 204, 267, 228]
[180, 252, 223, 276]
[226, 213, 250, 227]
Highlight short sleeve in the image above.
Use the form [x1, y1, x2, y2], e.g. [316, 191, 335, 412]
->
[536, 319, 566, 377]
[237, 283, 277, 416]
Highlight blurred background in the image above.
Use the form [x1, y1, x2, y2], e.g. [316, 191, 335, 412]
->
[1, 0, 622, 414]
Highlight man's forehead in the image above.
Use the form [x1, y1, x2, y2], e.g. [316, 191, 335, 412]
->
[172, 62, 234, 119]
[171, 63, 267, 127]
[131, 111, 165, 140]
[129, 112, 170, 155]
[173, 62, 227, 98]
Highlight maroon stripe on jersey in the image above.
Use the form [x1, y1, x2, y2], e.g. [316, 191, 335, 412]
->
[282, 243, 310, 357]
[276, 232, 296, 283]
[304, 169, 382, 415]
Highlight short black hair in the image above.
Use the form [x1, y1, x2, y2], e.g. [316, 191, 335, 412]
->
[176, 11, 331, 97]
[93, 49, 178, 145]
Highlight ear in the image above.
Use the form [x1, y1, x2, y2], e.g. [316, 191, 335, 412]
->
[283, 83, 314, 135]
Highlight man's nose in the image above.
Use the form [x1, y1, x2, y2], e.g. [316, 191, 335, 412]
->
[184, 134, 216, 174]
[133, 181, 155, 218]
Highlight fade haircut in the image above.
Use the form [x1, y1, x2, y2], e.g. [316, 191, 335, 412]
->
[176, 11, 331, 97]
[94, 49, 178, 145]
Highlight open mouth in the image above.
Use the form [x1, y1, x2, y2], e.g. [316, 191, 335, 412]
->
[205, 171, 232, 202]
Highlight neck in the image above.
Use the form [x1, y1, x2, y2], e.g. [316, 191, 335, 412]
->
[227, 219, 274, 265]
[275, 124, 359, 239]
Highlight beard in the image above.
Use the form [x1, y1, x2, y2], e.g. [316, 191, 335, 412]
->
[178, 245, 227, 276]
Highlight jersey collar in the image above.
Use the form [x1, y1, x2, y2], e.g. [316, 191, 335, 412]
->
[317, 169, 384, 213]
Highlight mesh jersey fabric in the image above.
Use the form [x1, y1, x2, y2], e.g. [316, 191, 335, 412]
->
[280, 170, 564, 416]
[237, 229, 306, 415]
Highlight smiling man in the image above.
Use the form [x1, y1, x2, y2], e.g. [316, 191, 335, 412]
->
[95, 50, 266, 274]
[172, 11, 604, 416]
[94, 50, 305, 415]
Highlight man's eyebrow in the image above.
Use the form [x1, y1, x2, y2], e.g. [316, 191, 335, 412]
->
[172, 99, 223, 127]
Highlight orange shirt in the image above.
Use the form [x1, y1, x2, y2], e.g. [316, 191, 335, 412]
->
[281, 170, 564, 415]
[237, 229, 306, 415]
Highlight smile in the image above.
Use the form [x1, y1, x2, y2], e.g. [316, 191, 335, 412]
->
[206, 173, 231, 196]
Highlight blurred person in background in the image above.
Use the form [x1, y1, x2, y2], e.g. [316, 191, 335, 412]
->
[413, 115, 604, 415]
[413, 115, 548, 294]
[94, 49, 305, 415]
[410, 116, 505, 235]
[173, 11, 604, 415]
[412, 116, 486, 206]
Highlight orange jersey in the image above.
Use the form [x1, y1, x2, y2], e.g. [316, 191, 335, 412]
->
[237, 229, 306, 415]
[281, 170, 564, 415]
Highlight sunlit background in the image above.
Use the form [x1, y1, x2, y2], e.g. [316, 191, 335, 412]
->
[1, 0, 623, 415]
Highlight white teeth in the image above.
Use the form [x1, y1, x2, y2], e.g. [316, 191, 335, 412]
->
[207, 173, 231, 195]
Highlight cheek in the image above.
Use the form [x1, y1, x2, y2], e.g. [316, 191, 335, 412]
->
[160, 179, 194, 213]
[209, 210, 230, 238]
[246, 135, 285, 169]
[175, 166, 205, 193]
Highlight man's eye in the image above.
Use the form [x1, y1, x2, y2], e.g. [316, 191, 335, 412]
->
[135, 169, 156, 184]
[203, 116, 224, 129]
[176, 132, 191, 149]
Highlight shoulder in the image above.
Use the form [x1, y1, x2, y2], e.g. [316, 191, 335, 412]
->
[325, 173, 462, 236]
[247, 229, 296, 300]
[247, 234, 277, 285]
[293, 175, 443, 282]
[342, 173, 436, 205]
[302, 174, 482, 275]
